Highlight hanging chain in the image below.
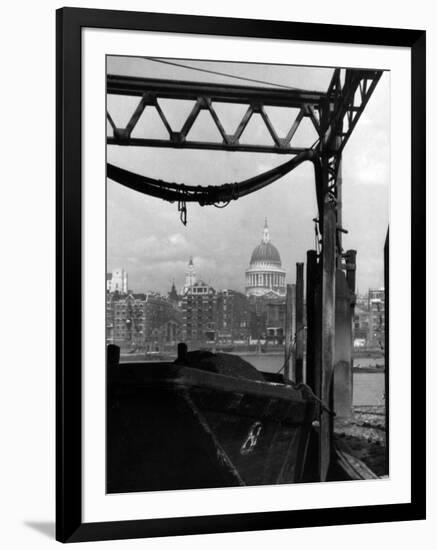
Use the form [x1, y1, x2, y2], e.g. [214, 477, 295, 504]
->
[177, 200, 187, 226]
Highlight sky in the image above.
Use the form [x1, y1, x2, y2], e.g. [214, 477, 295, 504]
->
[106, 57, 389, 296]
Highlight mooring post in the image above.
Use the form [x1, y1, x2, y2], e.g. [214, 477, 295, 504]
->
[333, 268, 353, 418]
[320, 198, 337, 482]
[284, 283, 296, 380]
[345, 250, 357, 294]
[177, 342, 188, 363]
[306, 250, 318, 393]
[107, 344, 120, 367]
[295, 263, 304, 383]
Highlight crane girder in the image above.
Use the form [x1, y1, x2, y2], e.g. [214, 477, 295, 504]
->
[107, 69, 382, 158]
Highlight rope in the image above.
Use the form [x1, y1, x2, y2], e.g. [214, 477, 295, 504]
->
[107, 150, 315, 215]
[276, 325, 305, 374]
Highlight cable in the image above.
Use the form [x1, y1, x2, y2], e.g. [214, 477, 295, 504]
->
[135, 56, 299, 90]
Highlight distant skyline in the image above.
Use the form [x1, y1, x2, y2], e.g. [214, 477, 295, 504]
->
[107, 57, 389, 295]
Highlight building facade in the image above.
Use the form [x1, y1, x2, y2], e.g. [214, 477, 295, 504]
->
[106, 291, 181, 350]
[352, 289, 385, 349]
[247, 293, 286, 345]
[216, 289, 251, 343]
[353, 305, 370, 347]
[181, 279, 217, 343]
[368, 288, 385, 349]
[106, 268, 128, 294]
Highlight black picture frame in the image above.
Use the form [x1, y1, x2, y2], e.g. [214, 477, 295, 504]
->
[56, 7, 426, 543]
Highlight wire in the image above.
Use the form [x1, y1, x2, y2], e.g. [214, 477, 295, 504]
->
[135, 56, 299, 90]
[276, 325, 307, 374]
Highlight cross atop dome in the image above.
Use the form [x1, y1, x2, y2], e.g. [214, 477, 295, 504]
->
[263, 218, 270, 244]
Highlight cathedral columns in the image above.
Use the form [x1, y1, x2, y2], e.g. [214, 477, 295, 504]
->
[246, 269, 287, 294]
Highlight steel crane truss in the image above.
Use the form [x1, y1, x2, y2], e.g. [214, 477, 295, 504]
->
[107, 68, 382, 214]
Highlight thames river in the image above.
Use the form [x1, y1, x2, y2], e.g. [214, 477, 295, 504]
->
[240, 354, 385, 407]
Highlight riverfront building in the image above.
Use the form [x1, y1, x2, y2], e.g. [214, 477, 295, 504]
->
[181, 259, 253, 344]
[181, 280, 217, 343]
[106, 290, 181, 350]
[352, 289, 385, 349]
[216, 289, 251, 343]
[368, 288, 385, 349]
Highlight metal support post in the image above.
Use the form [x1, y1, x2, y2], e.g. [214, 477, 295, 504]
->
[295, 263, 304, 383]
[284, 283, 296, 380]
[306, 250, 318, 393]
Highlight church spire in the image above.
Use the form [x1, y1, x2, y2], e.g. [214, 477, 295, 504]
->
[262, 218, 270, 243]
[184, 256, 196, 291]
[169, 280, 178, 302]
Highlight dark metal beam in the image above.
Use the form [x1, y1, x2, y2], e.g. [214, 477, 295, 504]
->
[295, 263, 304, 384]
[107, 136, 308, 155]
[107, 75, 326, 107]
[305, 250, 319, 394]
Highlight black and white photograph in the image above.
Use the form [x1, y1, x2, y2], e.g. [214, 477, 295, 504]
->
[106, 55, 389, 493]
[0, 1, 431, 547]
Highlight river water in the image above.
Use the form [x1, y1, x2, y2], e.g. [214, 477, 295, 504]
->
[240, 354, 385, 407]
